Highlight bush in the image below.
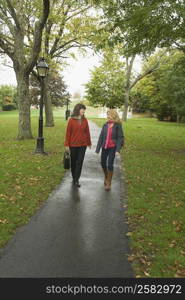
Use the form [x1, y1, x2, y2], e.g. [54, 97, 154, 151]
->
[156, 103, 177, 122]
[2, 104, 17, 111]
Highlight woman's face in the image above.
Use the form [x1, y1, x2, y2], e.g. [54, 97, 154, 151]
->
[79, 108, 85, 116]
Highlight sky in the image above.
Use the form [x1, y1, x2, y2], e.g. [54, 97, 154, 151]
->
[61, 52, 101, 96]
[0, 53, 142, 97]
[0, 53, 101, 96]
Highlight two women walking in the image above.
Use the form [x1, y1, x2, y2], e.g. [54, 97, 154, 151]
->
[64, 104, 124, 190]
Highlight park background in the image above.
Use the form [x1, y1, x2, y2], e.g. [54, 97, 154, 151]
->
[0, 0, 185, 278]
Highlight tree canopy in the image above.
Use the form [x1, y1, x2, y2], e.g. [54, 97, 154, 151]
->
[133, 50, 185, 122]
[103, 0, 185, 55]
[30, 72, 70, 108]
[85, 49, 125, 108]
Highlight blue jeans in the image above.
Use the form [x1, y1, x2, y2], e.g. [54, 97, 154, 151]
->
[101, 147, 116, 171]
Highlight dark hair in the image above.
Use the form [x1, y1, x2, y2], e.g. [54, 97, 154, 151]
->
[71, 103, 86, 117]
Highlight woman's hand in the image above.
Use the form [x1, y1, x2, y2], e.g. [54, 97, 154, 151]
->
[65, 146, 70, 152]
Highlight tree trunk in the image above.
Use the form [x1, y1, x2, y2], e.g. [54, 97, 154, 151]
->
[122, 56, 135, 122]
[123, 87, 130, 121]
[177, 113, 180, 123]
[16, 71, 33, 139]
[44, 77, 54, 127]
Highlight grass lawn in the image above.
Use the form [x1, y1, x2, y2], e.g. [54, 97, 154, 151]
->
[93, 117, 185, 278]
[0, 109, 67, 248]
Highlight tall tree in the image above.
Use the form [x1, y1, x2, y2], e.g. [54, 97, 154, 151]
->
[85, 48, 126, 108]
[39, 0, 99, 126]
[87, 1, 166, 120]
[0, 0, 50, 139]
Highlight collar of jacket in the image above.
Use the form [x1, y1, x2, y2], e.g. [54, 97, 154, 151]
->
[72, 116, 82, 120]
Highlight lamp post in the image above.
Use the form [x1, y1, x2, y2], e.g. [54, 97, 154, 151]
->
[35, 57, 49, 154]
[65, 99, 70, 120]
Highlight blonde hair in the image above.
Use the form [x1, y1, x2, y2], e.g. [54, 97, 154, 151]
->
[107, 109, 122, 124]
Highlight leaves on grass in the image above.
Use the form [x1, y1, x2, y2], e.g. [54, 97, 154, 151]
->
[14, 185, 21, 191]
[0, 219, 8, 224]
[144, 271, 150, 277]
[126, 232, 133, 237]
[127, 255, 135, 262]
[169, 240, 177, 248]
[0, 194, 8, 200]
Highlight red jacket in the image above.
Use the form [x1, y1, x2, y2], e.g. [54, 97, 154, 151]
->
[64, 117, 91, 147]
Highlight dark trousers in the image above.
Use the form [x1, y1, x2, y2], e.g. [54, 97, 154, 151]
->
[70, 146, 87, 182]
[101, 147, 116, 171]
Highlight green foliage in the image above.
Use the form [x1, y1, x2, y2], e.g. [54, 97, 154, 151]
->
[30, 72, 70, 107]
[0, 0, 49, 62]
[134, 50, 185, 122]
[131, 90, 151, 114]
[85, 49, 125, 108]
[109, 0, 185, 55]
[2, 104, 17, 111]
[42, 0, 102, 64]
[0, 85, 17, 111]
[159, 55, 185, 122]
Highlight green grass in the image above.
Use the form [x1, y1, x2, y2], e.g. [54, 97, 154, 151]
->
[93, 117, 185, 278]
[1, 110, 185, 277]
[0, 109, 67, 248]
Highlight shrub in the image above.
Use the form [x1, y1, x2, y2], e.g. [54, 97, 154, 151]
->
[2, 104, 17, 111]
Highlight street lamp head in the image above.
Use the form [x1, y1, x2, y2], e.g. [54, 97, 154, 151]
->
[36, 57, 49, 78]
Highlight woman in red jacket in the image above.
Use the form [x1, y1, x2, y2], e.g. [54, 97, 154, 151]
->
[64, 103, 91, 187]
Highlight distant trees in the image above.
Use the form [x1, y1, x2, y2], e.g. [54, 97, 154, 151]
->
[132, 50, 185, 122]
[85, 49, 126, 108]
[30, 72, 70, 109]
[0, 85, 17, 111]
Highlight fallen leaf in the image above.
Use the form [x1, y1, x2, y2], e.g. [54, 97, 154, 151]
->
[126, 232, 133, 237]
[144, 271, 150, 277]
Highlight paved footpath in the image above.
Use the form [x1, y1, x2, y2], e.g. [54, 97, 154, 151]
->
[0, 121, 134, 277]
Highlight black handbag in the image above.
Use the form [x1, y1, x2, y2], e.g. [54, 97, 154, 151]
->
[63, 151, 71, 169]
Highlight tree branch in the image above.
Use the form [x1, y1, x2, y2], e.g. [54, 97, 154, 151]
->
[130, 67, 158, 90]
[50, 38, 78, 58]
[49, 20, 66, 57]
[65, 5, 92, 22]
[53, 43, 92, 58]
[25, 0, 50, 74]
[130, 50, 167, 89]
[173, 41, 185, 53]
[0, 37, 14, 60]
[0, 10, 15, 35]
[6, 0, 21, 30]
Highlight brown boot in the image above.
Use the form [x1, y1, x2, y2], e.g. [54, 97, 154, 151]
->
[103, 168, 108, 186]
[105, 171, 113, 191]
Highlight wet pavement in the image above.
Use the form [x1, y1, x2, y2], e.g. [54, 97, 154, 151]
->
[0, 121, 134, 278]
